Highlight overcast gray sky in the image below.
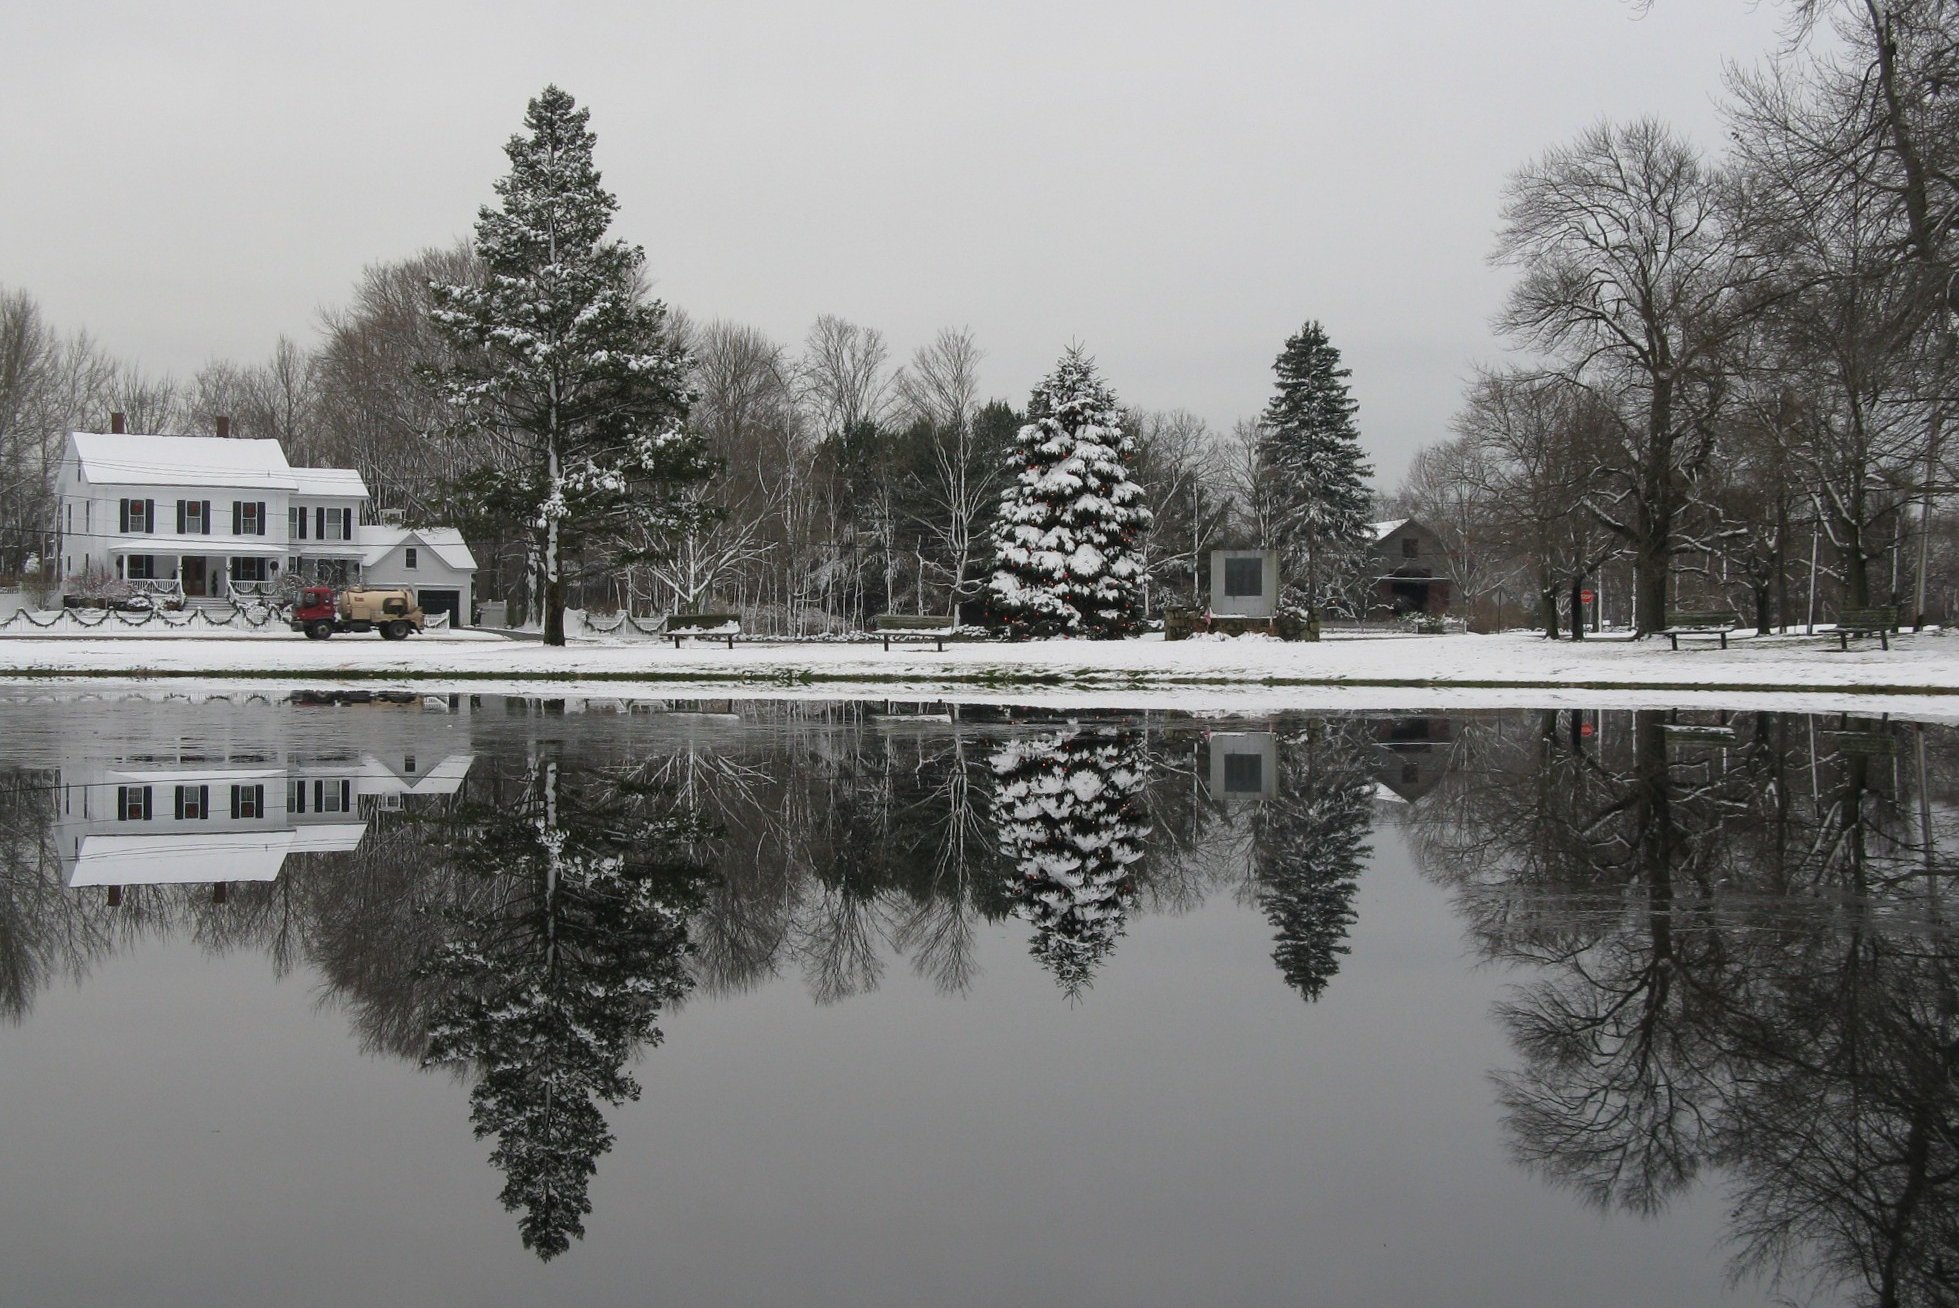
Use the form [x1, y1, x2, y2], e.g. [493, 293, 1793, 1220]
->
[0, 1, 1788, 484]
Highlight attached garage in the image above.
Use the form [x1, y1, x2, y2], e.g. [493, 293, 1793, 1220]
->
[418, 588, 462, 628]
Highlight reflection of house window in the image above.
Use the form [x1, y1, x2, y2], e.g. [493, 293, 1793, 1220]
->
[1224, 556, 1262, 597]
[1223, 751, 1264, 793]
[314, 779, 351, 814]
[1401, 764, 1419, 785]
[1401, 537, 1419, 558]
[403, 755, 416, 774]
[231, 784, 265, 819]
[287, 779, 305, 813]
[175, 784, 210, 820]
[116, 785, 152, 821]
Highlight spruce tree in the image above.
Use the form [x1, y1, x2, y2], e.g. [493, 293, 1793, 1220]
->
[986, 347, 1151, 637]
[1257, 321, 1374, 613]
[430, 85, 714, 646]
[991, 730, 1150, 996]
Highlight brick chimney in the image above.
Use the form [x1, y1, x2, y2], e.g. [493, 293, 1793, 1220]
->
[110, 412, 126, 434]
[215, 415, 231, 439]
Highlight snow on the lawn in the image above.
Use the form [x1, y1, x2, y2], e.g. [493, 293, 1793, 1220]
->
[4, 629, 1959, 701]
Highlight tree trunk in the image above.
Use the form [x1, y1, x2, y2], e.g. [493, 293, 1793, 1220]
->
[1634, 546, 1668, 637]
[1754, 582, 1772, 636]
[1568, 578, 1586, 641]
[1540, 587, 1561, 639]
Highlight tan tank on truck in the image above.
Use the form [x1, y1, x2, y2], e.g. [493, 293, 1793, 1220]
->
[291, 585, 425, 641]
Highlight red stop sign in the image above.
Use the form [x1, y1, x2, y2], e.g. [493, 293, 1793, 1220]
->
[1580, 589, 1596, 604]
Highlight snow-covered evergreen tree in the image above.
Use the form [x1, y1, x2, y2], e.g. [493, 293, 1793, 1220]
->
[430, 85, 714, 646]
[1250, 725, 1373, 1001]
[422, 759, 709, 1260]
[1256, 322, 1374, 613]
[991, 730, 1150, 995]
[986, 347, 1152, 637]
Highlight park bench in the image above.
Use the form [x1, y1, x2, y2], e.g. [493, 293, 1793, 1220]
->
[1657, 610, 1740, 651]
[1832, 605, 1897, 651]
[872, 613, 957, 651]
[663, 613, 740, 650]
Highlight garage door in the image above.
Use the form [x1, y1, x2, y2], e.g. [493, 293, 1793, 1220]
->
[418, 589, 462, 628]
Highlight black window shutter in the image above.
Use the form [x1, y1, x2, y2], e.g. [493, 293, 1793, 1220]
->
[231, 786, 241, 819]
[141, 786, 152, 819]
[117, 787, 129, 821]
[232, 501, 241, 534]
[202, 500, 211, 535]
[119, 499, 130, 532]
[316, 507, 325, 539]
[342, 508, 352, 539]
[257, 501, 266, 535]
[341, 780, 351, 811]
[145, 500, 154, 534]
[199, 785, 209, 817]
[176, 500, 186, 533]
[174, 787, 186, 820]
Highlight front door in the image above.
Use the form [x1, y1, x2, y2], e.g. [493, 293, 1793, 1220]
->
[182, 557, 208, 598]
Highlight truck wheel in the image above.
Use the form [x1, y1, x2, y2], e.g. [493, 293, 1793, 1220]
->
[306, 621, 333, 640]
[382, 621, 409, 641]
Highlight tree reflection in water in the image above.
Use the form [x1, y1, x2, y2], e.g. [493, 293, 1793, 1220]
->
[8, 696, 1949, 1297]
[416, 754, 713, 1260]
[1406, 709, 1959, 1307]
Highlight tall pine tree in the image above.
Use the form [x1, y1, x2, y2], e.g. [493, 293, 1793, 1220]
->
[1250, 724, 1373, 1002]
[986, 347, 1151, 637]
[1257, 322, 1374, 614]
[430, 86, 714, 645]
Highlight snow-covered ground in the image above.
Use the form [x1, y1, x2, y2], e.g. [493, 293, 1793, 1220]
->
[3, 628, 1959, 705]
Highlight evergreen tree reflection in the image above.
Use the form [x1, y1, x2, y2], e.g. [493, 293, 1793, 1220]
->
[1248, 724, 1374, 1001]
[418, 754, 713, 1261]
[991, 729, 1151, 996]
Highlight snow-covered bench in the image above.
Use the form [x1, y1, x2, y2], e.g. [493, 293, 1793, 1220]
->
[1832, 606, 1897, 651]
[872, 614, 956, 651]
[1657, 610, 1739, 651]
[663, 613, 739, 650]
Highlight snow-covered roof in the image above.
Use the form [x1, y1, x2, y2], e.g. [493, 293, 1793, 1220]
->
[70, 431, 296, 490]
[356, 525, 478, 572]
[1370, 518, 1410, 541]
[67, 832, 293, 886]
[291, 467, 370, 499]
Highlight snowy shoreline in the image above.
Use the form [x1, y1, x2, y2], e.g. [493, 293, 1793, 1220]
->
[4, 629, 1959, 710]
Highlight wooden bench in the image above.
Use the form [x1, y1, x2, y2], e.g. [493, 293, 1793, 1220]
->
[663, 613, 739, 650]
[1833, 606, 1897, 651]
[1657, 610, 1739, 651]
[872, 614, 956, 651]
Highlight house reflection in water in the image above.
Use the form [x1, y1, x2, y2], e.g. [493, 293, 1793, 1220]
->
[1207, 731, 1278, 804]
[1369, 717, 1454, 806]
[53, 702, 473, 903]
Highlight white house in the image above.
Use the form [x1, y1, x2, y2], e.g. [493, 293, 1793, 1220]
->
[55, 423, 477, 625]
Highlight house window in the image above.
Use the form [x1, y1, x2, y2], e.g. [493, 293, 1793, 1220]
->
[1401, 537, 1419, 559]
[319, 508, 350, 542]
[234, 501, 264, 536]
[230, 784, 265, 819]
[1223, 751, 1264, 794]
[175, 784, 210, 820]
[179, 499, 210, 534]
[84, 501, 90, 532]
[290, 506, 307, 540]
[232, 557, 268, 583]
[126, 555, 157, 580]
[121, 498, 154, 533]
[404, 547, 417, 570]
[1223, 556, 1263, 598]
[66, 504, 72, 534]
[116, 785, 152, 821]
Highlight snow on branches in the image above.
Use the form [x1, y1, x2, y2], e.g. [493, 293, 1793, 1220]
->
[986, 347, 1152, 637]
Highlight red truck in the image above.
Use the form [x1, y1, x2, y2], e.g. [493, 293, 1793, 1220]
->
[291, 586, 425, 641]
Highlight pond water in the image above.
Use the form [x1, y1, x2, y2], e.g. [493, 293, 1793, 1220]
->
[0, 691, 1952, 1307]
